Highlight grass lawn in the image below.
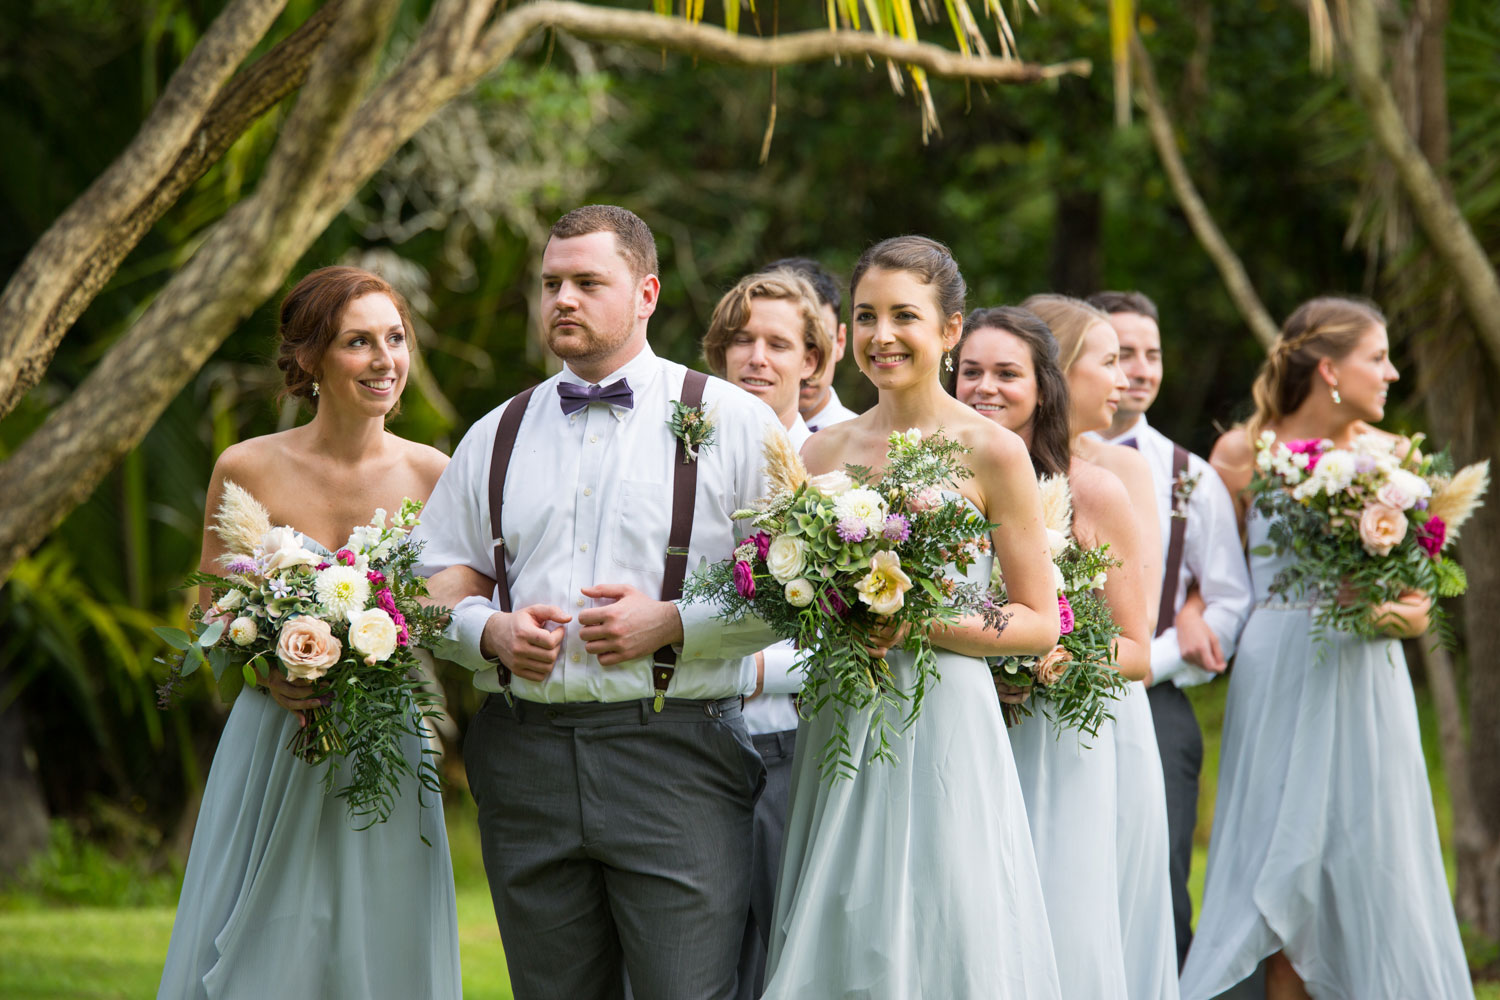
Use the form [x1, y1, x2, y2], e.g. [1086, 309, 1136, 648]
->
[2, 688, 1494, 998]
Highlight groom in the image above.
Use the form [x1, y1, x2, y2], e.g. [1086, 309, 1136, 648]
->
[417, 205, 782, 1000]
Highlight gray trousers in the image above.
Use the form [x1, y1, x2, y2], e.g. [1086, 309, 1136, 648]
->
[734, 729, 797, 1000]
[1146, 681, 1204, 970]
[466, 695, 766, 1000]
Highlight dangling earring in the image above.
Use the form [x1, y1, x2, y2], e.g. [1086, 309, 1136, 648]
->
[943, 350, 954, 373]
[1330, 382, 1341, 405]
[311, 380, 320, 397]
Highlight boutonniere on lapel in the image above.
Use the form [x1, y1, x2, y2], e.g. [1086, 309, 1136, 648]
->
[1171, 469, 1202, 520]
[667, 401, 716, 464]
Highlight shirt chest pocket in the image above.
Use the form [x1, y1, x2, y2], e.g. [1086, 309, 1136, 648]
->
[612, 479, 672, 574]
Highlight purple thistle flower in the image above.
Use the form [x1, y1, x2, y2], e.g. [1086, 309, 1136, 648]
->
[835, 517, 869, 543]
[225, 555, 258, 575]
[751, 531, 772, 562]
[882, 513, 911, 543]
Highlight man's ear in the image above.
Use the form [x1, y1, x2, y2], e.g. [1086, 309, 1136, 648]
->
[638, 273, 661, 320]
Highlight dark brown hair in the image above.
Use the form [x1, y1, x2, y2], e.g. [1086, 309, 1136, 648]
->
[702, 268, 832, 381]
[1087, 290, 1159, 323]
[548, 204, 659, 281]
[949, 306, 1073, 478]
[849, 235, 966, 319]
[1247, 296, 1386, 441]
[276, 266, 414, 412]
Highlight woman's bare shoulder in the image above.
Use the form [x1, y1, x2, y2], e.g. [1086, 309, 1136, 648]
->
[392, 435, 449, 493]
[802, 416, 863, 474]
[212, 432, 299, 491]
[1210, 427, 1253, 467]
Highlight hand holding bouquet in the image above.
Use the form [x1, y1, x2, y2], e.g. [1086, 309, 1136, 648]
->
[1247, 430, 1489, 643]
[683, 428, 1008, 777]
[989, 475, 1128, 738]
[156, 482, 449, 827]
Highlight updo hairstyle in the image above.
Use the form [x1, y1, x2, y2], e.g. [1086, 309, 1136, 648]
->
[275, 266, 414, 412]
[1246, 296, 1386, 441]
[849, 236, 967, 320]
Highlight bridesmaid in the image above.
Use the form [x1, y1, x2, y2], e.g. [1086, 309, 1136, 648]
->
[1022, 294, 1180, 1000]
[157, 267, 461, 1000]
[1180, 297, 1472, 999]
[950, 305, 1152, 999]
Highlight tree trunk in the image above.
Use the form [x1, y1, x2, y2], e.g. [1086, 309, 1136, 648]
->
[0, 680, 50, 878]
[1050, 187, 1102, 297]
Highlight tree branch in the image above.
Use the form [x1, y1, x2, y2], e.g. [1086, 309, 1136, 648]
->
[1131, 34, 1279, 348]
[0, 0, 292, 418]
[1342, 0, 1500, 370]
[0, 3, 1092, 584]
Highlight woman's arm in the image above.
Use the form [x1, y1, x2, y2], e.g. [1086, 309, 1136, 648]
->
[1073, 466, 1152, 681]
[1088, 445, 1162, 636]
[932, 428, 1060, 658]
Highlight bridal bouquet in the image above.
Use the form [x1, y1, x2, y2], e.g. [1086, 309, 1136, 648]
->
[1247, 430, 1489, 643]
[682, 428, 1008, 776]
[156, 482, 448, 827]
[989, 475, 1128, 738]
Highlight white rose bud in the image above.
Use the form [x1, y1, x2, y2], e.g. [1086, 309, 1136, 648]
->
[784, 578, 815, 608]
[348, 607, 399, 665]
[766, 535, 809, 584]
[217, 589, 245, 611]
[228, 616, 258, 646]
[808, 470, 854, 497]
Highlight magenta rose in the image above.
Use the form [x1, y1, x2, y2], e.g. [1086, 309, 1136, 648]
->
[335, 548, 357, 566]
[1058, 593, 1076, 635]
[733, 560, 756, 599]
[1417, 516, 1447, 558]
[1285, 438, 1326, 473]
[751, 531, 772, 562]
[818, 588, 849, 618]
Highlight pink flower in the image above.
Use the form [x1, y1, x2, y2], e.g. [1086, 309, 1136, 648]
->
[314, 561, 331, 571]
[1035, 645, 1072, 685]
[335, 548, 357, 566]
[225, 555, 258, 576]
[1057, 593, 1075, 635]
[751, 531, 772, 562]
[376, 588, 399, 617]
[275, 615, 342, 681]
[908, 487, 944, 513]
[1357, 503, 1408, 557]
[818, 588, 849, 618]
[836, 517, 869, 543]
[367, 570, 388, 586]
[1417, 516, 1447, 558]
[883, 514, 911, 543]
[1285, 438, 1326, 473]
[733, 560, 756, 599]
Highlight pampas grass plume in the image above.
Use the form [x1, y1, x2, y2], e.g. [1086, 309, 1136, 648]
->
[1429, 460, 1490, 539]
[1037, 474, 1073, 538]
[763, 426, 808, 496]
[214, 479, 272, 562]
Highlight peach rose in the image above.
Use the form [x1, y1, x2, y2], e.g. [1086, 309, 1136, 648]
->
[1358, 503, 1408, 557]
[275, 615, 342, 681]
[1034, 644, 1072, 686]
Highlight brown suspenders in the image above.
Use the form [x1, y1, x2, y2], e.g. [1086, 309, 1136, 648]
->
[1155, 443, 1191, 638]
[486, 370, 707, 710]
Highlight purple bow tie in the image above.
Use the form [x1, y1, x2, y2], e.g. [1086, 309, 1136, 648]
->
[557, 378, 634, 415]
[1118, 437, 1138, 450]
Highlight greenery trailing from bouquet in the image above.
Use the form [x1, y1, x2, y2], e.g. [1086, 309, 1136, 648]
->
[989, 474, 1128, 739]
[156, 484, 448, 828]
[682, 427, 1009, 778]
[1246, 431, 1488, 647]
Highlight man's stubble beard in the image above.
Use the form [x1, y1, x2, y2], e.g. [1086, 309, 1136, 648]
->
[546, 314, 635, 365]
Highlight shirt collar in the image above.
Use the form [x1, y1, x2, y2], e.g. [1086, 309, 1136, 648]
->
[805, 385, 842, 426]
[559, 342, 661, 422]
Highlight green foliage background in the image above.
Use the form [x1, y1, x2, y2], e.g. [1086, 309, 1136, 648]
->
[3, 0, 1499, 866]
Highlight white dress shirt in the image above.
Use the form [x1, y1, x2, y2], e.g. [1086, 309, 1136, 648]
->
[742, 415, 812, 735]
[416, 344, 784, 703]
[802, 384, 858, 432]
[1102, 416, 1253, 688]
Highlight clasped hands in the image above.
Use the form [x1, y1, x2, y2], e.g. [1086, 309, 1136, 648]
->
[479, 584, 684, 680]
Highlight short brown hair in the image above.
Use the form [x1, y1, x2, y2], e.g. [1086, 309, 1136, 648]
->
[276, 266, 414, 412]
[702, 268, 832, 380]
[548, 205, 659, 281]
[849, 235, 966, 318]
[1087, 290, 1159, 323]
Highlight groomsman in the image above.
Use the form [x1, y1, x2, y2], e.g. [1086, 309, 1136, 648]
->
[418, 205, 782, 1000]
[759, 257, 858, 431]
[701, 268, 832, 999]
[1087, 290, 1253, 969]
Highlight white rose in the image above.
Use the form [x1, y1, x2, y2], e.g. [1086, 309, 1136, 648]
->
[215, 588, 245, 612]
[766, 535, 808, 583]
[784, 578, 816, 608]
[259, 526, 320, 575]
[227, 616, 258, 646]
[348, 607, 399, 664]
[808, 470, 854, 496]
[1381, 468, 1431, 510]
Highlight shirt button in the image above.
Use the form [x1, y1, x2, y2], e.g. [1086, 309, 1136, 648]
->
[583, 487, 593, 496]
[589, 434, 598, 444]
[575, 598, 585, 608]
[579, 542, 589, 552]
[571, 653, 581, 663]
